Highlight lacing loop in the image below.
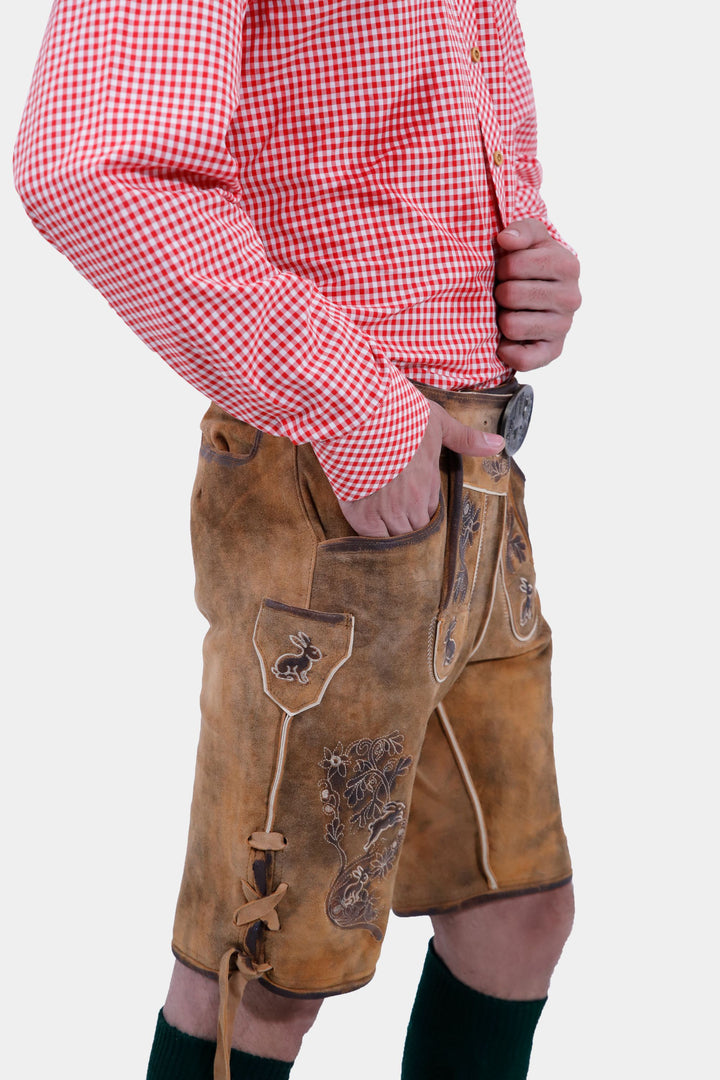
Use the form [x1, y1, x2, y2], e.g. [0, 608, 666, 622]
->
[233, 880, 288, 932]
[248, 830, 287, 851]
[213, 880, 288, 1080]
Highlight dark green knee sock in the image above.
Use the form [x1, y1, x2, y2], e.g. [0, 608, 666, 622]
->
[401, 939, 546, 1079]
[146, 1009, 292, 1079]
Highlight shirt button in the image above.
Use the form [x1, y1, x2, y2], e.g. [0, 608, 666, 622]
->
[470, 46, 481, 62]
[493, 150, 505, 166]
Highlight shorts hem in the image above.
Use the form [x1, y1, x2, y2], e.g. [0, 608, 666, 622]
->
[258, 970, 375, 1000]
[171, 942, 376, 999]
[391, 872, 573, 918]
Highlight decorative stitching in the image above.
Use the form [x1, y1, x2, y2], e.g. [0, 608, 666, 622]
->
[271, 632, 323, 683]
[319, 732, 412, 940]
[426, 616, 438, 677]
[519, 577, 535, 626]
[482, 456, 511, 483]
[443, 616, 458, 667]
[505, 506, 528, 570]
[452, 495, 482, 603]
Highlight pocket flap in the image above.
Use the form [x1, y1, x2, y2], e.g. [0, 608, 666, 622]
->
[253, 598, 355, 716]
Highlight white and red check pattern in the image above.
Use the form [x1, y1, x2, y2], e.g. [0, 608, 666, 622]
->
[15, 0, 560, 499]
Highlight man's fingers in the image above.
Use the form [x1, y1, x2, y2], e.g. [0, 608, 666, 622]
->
[337, 402, 503, 538]
[337, 500, 391, 537]
[338, 494, 432, 538]
[495, 243, 580, 283]
[496, 336, 560, 371]
[439, 410, 504, 458]
[495, 278, 581, 314]
[428, 482, 441, 522]
[495, 218, 549, 251]
[497, 309, 573, 344]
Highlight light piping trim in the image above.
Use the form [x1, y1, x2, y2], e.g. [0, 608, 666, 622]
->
[264, 711, 293, 833]
[436, 701, 498, 890]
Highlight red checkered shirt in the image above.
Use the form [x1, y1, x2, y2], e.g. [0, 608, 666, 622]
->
[14, 0, 562, 500]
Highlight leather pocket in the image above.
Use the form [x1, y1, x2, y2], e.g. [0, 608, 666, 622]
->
[253, 598, 355, 716]
[317, 494, 445, 554]
[199, 403, 261, 467]
[296, 441, 447, 549]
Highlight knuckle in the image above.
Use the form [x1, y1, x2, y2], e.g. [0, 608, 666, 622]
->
[511, 350, 536, 372]
[494, 282, 510, 306]
[498, 311, 522, 338]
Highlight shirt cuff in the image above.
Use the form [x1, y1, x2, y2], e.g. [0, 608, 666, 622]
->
[311, 370, 430, 502]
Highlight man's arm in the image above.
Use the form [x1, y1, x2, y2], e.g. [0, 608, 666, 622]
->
[341, 4, 581, 538]
[13, 0, 431, 503]
[338, 402, 505, 538]
[339, 215, 582, 541]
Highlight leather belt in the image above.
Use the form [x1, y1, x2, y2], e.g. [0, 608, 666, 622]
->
[412, 379, 534, 457]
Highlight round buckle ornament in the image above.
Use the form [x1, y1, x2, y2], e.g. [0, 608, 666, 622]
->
[499, 384, 534, 457]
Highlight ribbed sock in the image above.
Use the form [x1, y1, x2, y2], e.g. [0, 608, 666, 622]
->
[401, 939, 546, 1079]
[146, 1009, 292, 1079]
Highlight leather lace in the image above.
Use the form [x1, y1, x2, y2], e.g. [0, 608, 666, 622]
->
[213, 832, 288, 1080]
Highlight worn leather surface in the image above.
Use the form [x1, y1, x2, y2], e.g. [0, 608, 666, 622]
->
[172, 388, 571, 1000]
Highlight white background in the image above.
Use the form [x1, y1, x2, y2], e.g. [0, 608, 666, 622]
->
[1, 2, 717, 1076]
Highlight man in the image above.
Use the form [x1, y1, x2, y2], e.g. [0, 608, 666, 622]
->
[14, 1, 580, 1077]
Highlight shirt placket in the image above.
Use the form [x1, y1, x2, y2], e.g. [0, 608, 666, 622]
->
[465, 2, 511, 227]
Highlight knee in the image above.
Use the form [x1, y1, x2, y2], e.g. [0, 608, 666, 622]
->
[435, 882, 574, 951]
[242, 981, 323, 1038]
[515, 882, 575, 948]
[235, 981, 323, 1059]
[431, 883, 575, 998]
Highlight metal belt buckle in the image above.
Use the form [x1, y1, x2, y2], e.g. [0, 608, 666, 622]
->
[499, 384, 534, 457]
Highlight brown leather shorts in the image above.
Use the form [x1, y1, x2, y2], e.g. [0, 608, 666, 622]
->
[172, 383, 571, 1021]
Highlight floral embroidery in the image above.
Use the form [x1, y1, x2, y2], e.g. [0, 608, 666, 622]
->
[519, 577, 535, 626]
[319, 731, 412, 939]
[452, 496, 482, 603]
[321, 744, 349, 783]
[271, 632, 323, 684]
[505, 507, 527, 571]
[482, 456, 510, 483]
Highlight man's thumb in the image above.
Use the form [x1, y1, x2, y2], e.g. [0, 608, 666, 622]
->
[440, 411, 504, 458]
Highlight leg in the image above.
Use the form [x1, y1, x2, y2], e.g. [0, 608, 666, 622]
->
[160, 406, 455, 1077]
[400, 886, 574, 1078]
[163, 960, 323, 1061]
[395, 453, 574, 1077]
[431, 882, 575, 1000]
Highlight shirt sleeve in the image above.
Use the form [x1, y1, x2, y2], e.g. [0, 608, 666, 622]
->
[13, 0, 429, 501]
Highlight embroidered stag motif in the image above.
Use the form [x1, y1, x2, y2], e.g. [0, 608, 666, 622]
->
[271, 632, 323, 683]
[319, 731, 412, 940]
[443, 617, 457, 667]
[452, 496, 482, 603]
[519, 577, 535, 626]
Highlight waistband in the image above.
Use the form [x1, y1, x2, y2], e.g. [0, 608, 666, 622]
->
[412, 379, 532, 458]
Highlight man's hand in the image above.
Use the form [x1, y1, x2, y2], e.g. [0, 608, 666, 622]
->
[495, 218, 581, 371]
[338, 400, 504, 537]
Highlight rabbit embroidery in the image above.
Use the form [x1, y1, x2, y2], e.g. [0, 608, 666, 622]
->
[271, 632, 323, 684]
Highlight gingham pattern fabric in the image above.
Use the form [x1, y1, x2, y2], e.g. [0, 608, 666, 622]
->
[14, 0, 561, 500]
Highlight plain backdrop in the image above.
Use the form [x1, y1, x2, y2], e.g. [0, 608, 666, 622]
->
[2, 2, 717, 1077]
